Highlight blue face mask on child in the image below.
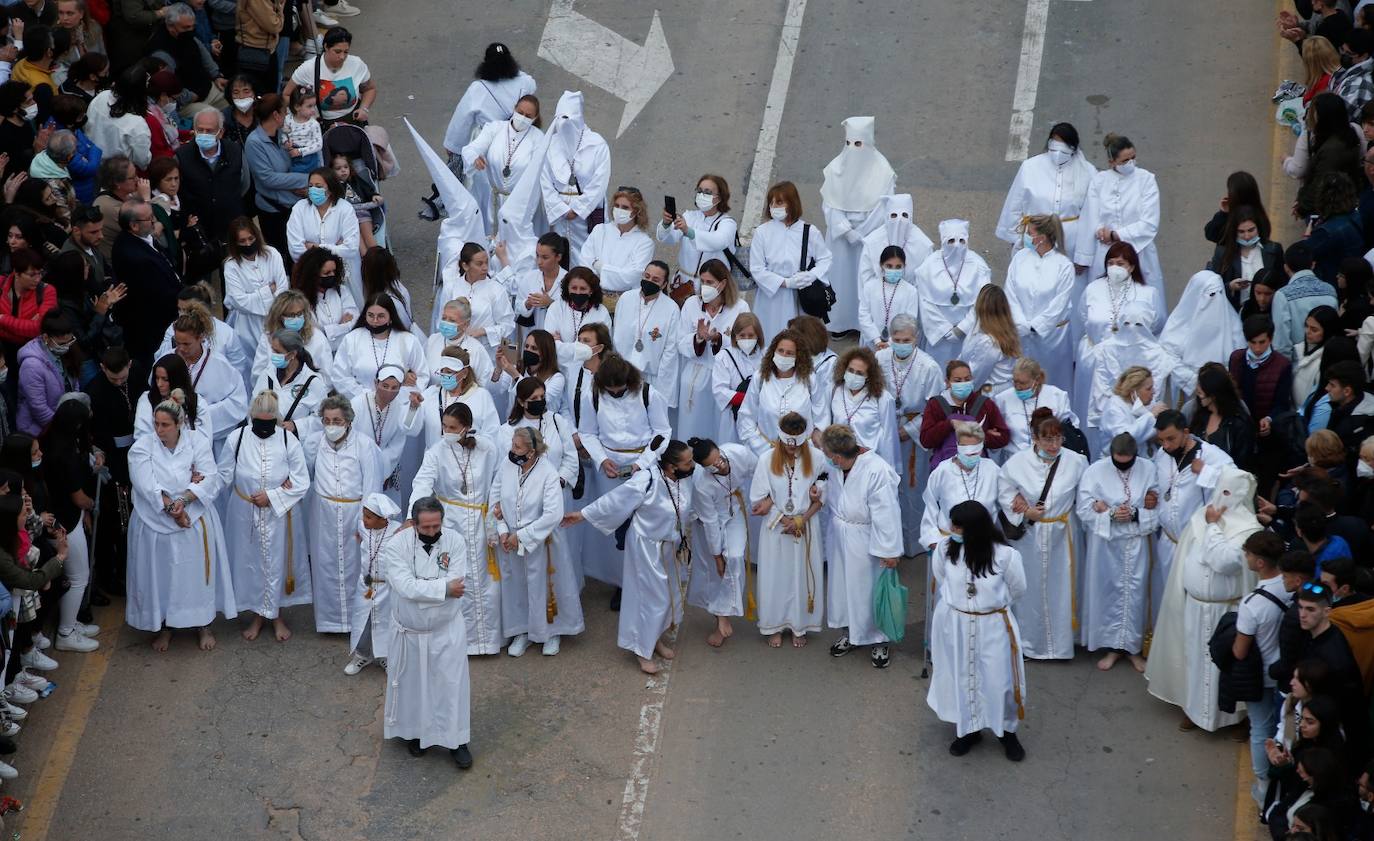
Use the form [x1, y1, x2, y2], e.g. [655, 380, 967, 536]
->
[883, 268, 903, 284]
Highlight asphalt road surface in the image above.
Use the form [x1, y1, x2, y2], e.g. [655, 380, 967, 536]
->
[7, 0, 1289, 839]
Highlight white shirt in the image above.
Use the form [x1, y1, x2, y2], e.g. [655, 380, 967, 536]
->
[1236, 574, 1288, 688]
[656, 211, 739, 278]
[576, 223, 655, 293]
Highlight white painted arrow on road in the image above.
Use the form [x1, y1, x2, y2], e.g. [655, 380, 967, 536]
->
[538, 0, 674, 138]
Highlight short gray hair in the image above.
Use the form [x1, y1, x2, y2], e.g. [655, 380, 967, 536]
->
[97, 155, 133, 191]
[318, 393, 354, 423]
[444, 297, 472, 320]
[46, 130, 76, 164]
[820, 424, 860, 459]
[1110, 432, 1138, 458]
[117, 198, 150, 231]
[952, 420, 984, 443]
[888, 313, 918, 339]
[163, 2, 194, 24]
[411, 495, 443, 521]
[192, 108, 224, 132]
[272, 328, 305, 355]
[512, 425, 546, 455]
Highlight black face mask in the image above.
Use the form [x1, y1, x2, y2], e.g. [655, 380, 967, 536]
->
[673, 465, 694, 480]
[522, 349, 541, 370]
[251, 418, 276, 439]
[417, 530, 441, 549]
[525, 398, 547, 416]
[640, 279, 660, 298]
[318, 274, 340, 289]
[1113, 456, 1136, 472]
[567, 292, 590, 308]
[366, 321, 391, 335]
[508, 451, 530, 466]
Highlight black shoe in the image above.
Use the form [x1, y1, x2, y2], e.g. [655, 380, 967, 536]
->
[829, 635, 853, 657]
[77, 605, 93, 624]
[104, 578, 126, 597]
[948, 732, 983, 757]
[998, 733, 1026, 762]
[406, 739, 426, 757]
[452, 744, 473, 770]
[870, 644, 890, 669]
[609, 588, 622, 612]
[89, 591, 111, 608]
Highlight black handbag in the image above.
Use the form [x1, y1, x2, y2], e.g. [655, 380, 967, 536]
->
[795, 223, 835, 322]
[997, 454, 1061, 541]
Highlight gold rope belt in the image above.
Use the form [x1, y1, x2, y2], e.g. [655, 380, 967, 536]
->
[545, 536, 558, 623]
[607, 445, 647, 454]
[199, 516, 210, 585]
[951, 604, 1025, 720]
[440, 497, 500, 581]
[1039, 513, 1078, 632]
[320, 494, 362, 504]
[770, 514, 816, 613]
[903, 412, 921, 488]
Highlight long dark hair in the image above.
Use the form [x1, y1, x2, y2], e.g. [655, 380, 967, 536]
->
[361, 246, 405, 302]
[507, 375, 545, 424]
[147, 354, 199, 426]
[109, 64, 148, 118]
[351, 292, 403, 333]
[522, 328, 559, 380]
[1223, 172, 1271, 235]
[1218, 205, 1266, 278]
[0, 433, 41, 497]
[475, 42, 520, 82]
[291, 246, 343, 304]
[944, 500, 1006, 579]
[0, 495, 21, 558]
[592, 353, 642, 397]
[42, 399, 92, 458]
[1309, 93, 1358, 155]
[1305, 305, 1342, 354]
[1192, 364, 1244, 425]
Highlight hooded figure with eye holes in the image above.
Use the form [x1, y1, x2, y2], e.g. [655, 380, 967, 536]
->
[913, 219, 992, 369]
[1159, 270, 1247, 373]
[1145, 466, 1261, 732]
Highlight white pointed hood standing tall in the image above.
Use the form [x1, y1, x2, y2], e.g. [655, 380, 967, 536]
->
[1159, 270, 1245, 370]
[405, 118, 487, 273]
[552, 90, 587, 150]
[820, 116, 896, 213]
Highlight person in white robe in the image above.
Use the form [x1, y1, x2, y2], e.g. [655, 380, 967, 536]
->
[994, 357, 1078, 456]
[331, 302, 429, 402]
[876, 314, 944, 555]
[344, 493, 403, 676]
[919, 421, 1002, 551]
[995, 123, 1096, 277]
[827, 347, 897, 466]
[426, 298, 496, 393]
[257, 329, 330, 465]
[959, 285, 1022, 397]
[1150, 411, 1235, 625]
[710, 313, 764, 446]
[461, 95, 544, 236]
[218, 391, 311, 641]
[658, 174, 740, 292]
[490, 331, 568, 424]
[612, 261, 681, 405]
[564, 442, 697, 674]
[1097, 366, 1165, 457]
[155, 293, 252, 388]
[496, 379, 579, 493]
[167, 325, 247, 461]
[821, 116, 896, 334]
[1073, 135, 1164, 301]
[1158, 270, 1247, 378]
[431, 246, 515, 356]
[308, 267, 360, 354]
[1146, 467, 1260, 731]
[748, 413, 825, 646]
[820, 424, 903, 667]
[286, 178, 363, 304]
[577, 190, 656, 294]
[352, 365, 424, 506]
[927, 501, 1028, 760]
[134, 355, 216, 445]
[490, 426, 582, 657]
[311, 395, 386, 644]
[1073, 249, 1168, 425]
[686, 437, 760, 647]
[406, 348, 501, 445]
[506, 233, 568, 333]
[857, 245, 920, 349]
[748, 181, 833, 340]
[858, 193, 933, 295]
[1077, 433, 1161, 671]
[539, 91, 610, 257]
[997, 410, 1088, 660]
[223, 221, 289, 364]
[126, 395, 234, 652]
[543, 266, 612, 358]
[1005, 214, 1077, 391]
[383, 497, 473, 766]
[914, 219, 992, 369]
[443, 42, 537, 155]
[1087, 303, 1196, 448]
[409, 404, 502, 656]
[737, 330, 830, 457]
[250, 293, 335, 392]
[676, 260, 750, 440]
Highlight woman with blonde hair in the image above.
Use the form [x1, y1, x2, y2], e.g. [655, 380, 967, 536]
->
[1097, 365, 1165, 455]
[1301, 36, 1341, 104]
[960, 284, 1022, 396]
[171, 302, 249, 456]
[748, 411, 825, 648]
[577, 188, 655, 293]
[737, 328, 829, 457]
[711, 311, 765, 444]
[252, 290, 334, 386]
[1005, 213, 1076, 390]
[749, 180, 833, 339]
[828, 346, 896, 465]
[994, 356, 1078, 455]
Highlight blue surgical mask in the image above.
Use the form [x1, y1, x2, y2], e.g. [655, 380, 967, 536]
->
[1022, 232, 1035, 250]
[438, 320, 459, 340]
[438, 373, 459, 392]
[270, 352, 288, 369]
[1245, 347, 1272, 369]
[308, 186, 329, 206]
[956, 453, 980, 469]
[1014, 387, 1035, 401]
[883, 268, 903, 284]
[194, 132, 218, 151]
[950, 381, 975, 400]
[949, 532, 964, 544]
[1237, 235, 1261, 248]
[283, 315, 305, 332]
[891, 341, 914, 359]
[1036, 448, 1055, 461]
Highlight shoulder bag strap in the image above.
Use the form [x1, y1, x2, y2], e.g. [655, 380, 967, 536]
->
[283, 374, 317, 421]
[800, 223, 811, 273]
[1035, 455, 1061, 506]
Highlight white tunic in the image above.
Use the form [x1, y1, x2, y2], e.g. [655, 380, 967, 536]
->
[1150, 440, 1234, 622]
[710, 345, 762, 445]
[442, 72, 537, 155]
[1005, 246, 1077, 391]
[250, 329, 334, 392]
[577, 223, 655, 293]
[134, 397, 215, 446]
[959, 327, 1017, 396]
[155, 320, 251, 387]
[824, 202, 888, 333]
[314, 286, 360, 352]
[858, 226, 934, 296]
[675, 296, 750, 441]
[542, 298, 611, 347]
[430, 273, 515, 354]
[997, 449, 1087, 659]
[1096, 395, 1157, 457]
[913, 250, 992, 368]
[748, 218, 834, 341]
[993, 385, 1078, 455]
[351, 391, 423, 504]
[540, 129, 611, 255]
[125, 429, 235, 631]
[383, 528, 471, 750]
[612, 292, 682, 405]
[490, 455, 582, 642]
[582, 465, 694, 658]
[287, 199, 363, 303]
[919, 457, 1001, 549]
[223, 249, 288, 361]
[995, 150, 1096, 260]
[828, 384, 897, 466]
[461, 120, 545, 236]
[510, 267, 566, 330]
[257, 367, 330, 466]
[749, 448, 825, 635]
[1073, 167, 1164, 301]
[309, 430, 385, 634]
[496, 413, 579, 488]
[423, 333, 495, 394]
[657, 211, 739, 283]
[183, 348, 248, 456]
[217, 426, 312, 620]
[858, 278, 920, 348]
[331, 328, 428, 401]
[404, 384, 501, 447]
[927, 540, 1027, 737]
[349, 521, 402, 659]
[686, 443, 759, 618]
[877, 346, 945, 554]
[824, 451, 903, 645]
[737, 372, 830, 457]
[1076, 457, 1160, 653]
[409, 437, 502, 655]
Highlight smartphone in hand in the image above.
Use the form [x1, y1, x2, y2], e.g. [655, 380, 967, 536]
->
[664, 195, 677, 218]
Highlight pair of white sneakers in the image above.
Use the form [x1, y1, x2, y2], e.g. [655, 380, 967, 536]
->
[312, 0, 361, 27]
[507, 634, 560, 657]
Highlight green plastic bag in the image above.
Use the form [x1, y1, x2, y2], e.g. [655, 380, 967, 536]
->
[872, 567, 908, 643]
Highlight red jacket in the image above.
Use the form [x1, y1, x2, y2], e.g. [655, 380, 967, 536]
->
[0, 274, 57, 345]
[918, 390, 1011, 469]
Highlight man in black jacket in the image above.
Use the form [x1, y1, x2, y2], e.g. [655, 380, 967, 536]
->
[110, 199, 182, 371]
[82, 346, 143, 598]
[1269, 550, 1317, 689]
[1323, 361, 1374, 468]
[145, 2, 224, 103]
[176, 108, 249, 248]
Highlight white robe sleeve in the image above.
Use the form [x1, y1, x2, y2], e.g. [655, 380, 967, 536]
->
[540, 158, 571, 220]
[642, 388, 673, 471]
[1072, 178, 1102, 267]
[285, 203, 310, 261]
[748, 456, 771, 506]
[995, 162, 1031, 244]
[582, 468, 651, 535]
[736, 376, 769, 457]
[1002, 547, 1028, 603]
[577, 390, 608, 468]
[1031, 261, 1076, 337]
[693, 214, 737, 252]
[875, 390, 898, 467]
[330, 335, 367, 401]
[1075, 477, 1113, 539]
[602, 232, 655, 294]
[386, 534, 450, 603]
[1115, 173, 1160, 251]
[408, 447, 439, 513]
[866, 464, 903, 558]
[749, 228, 788, 296]
[997, 467, 1025, 528]
[1198, 522, 1245, 574]
[552, 415, 578, 486]
[460, 120, 501, 172]
[694, 474, 725, 557]
[223, 258, 279, 319]
[517, 470, 564, 553]
[265, 433, 311, 517]
[203, 371, 248, 440]
[919, 476, 941, 549]
[809, 376, 832, 432]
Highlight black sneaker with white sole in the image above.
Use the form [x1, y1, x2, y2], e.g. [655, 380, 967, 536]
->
[870, 644, 890, 669]
[829, 636, 853, 657]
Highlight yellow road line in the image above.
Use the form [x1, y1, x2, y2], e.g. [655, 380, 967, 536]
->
[1270, 0, 1301, 244]
[21, 606, 122, 841]
[1234, 739, 1255, 841]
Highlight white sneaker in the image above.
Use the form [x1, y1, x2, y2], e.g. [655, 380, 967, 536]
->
[506, 634, 529, 657]
[323, 0, 360, 16]
[343, 654, 372, 676]
[15, 671, 49, 692]
[0, 759, 15, 780]
[73, 622, 100, 638]
[542, 636, 560, 656]
[302, 35, 323, 56]
[312, 9, 339, 26]
[55, 629, 98, 653]
[32, 631, 50, 651]
[376, 657, 387, 670]
[1, 702, 25, 722]
[0, 720, 19, 737]
[20, 649, 58, 671]
[3, 684, 36, 705]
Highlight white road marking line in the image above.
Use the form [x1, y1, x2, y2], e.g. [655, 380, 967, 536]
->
[1005, 0, 1050, 162]
[739, 0, 810, 244]
[615, 634, 677, 841]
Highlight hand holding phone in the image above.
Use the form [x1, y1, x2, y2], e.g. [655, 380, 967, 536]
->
[664, 195, 677, 218]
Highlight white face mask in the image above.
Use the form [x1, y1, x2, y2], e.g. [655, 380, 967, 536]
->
[957, 443, 982, 458]
[843, 371, 866, 391]
[700, 284, 720, 304]
[1047, 148, 1072, 167]
[1359, 459, 1374, 479]
[442, 432, 461, 445]
[695, 191, 715, 211]
[324, 425, 347, 443]
[233, 97, 254, 113]
[22, 103, 38, 121]
[511, 112, 533, 132]
[769, 206, 787, 222]
[612, 207, 633, 226]
[1115, 160, 1136, 176]
[773, 354, 796, 372]
[736, 338, 757, 354]
[1106, 264, 1131, 284]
